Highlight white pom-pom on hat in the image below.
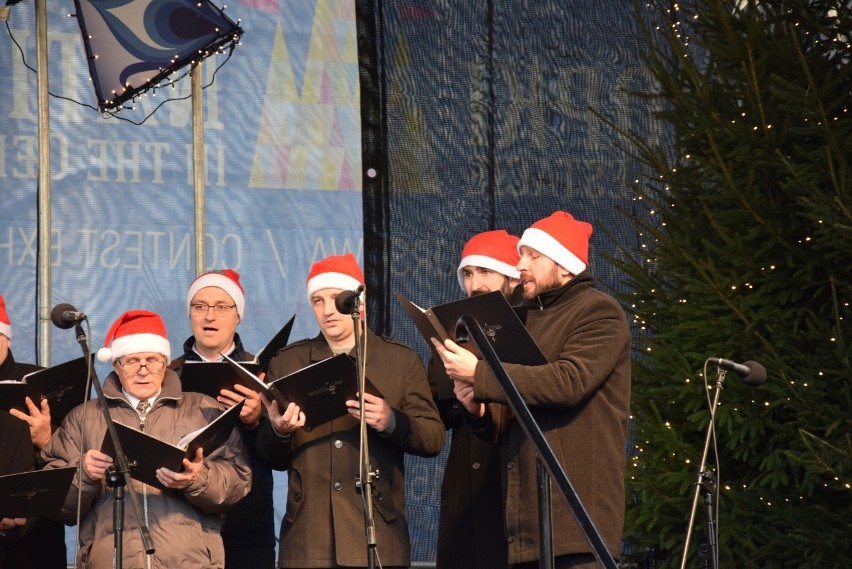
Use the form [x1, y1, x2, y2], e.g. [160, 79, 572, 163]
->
[0, 293, 12, 341]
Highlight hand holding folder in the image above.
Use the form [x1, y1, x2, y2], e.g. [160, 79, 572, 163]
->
[223, 353, 382, 430]
[0, 467, 76, 518]
[396, 290, 547, 365]
[99, 400, 244, 490]
[0, 357, 91, 424]
[180, 315, 295, 398]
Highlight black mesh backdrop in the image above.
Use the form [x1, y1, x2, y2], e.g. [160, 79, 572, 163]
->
[357, 0, 662, 561]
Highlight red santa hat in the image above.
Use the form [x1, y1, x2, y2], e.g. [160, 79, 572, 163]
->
[456, 230, 521, 290]
[0, 294, 11, 340]
[97, 310, 171, 363]
[186, 269, 245, 318]
[517, 211, 593, 275]
[306, 253, 365, 300]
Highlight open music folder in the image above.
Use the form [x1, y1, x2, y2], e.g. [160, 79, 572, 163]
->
[0, 467, 76, 518]
[0, 356, 91, 424]
[396, 290, 547, 365]
[99, 400, 244, 490]
[180, 315, 295, 398]
[223, 353, 383, 430]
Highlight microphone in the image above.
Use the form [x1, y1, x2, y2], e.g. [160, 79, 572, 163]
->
[334, 284, 364, 314]
[50, 303, 87, 329]
[708, 357, 767, 387]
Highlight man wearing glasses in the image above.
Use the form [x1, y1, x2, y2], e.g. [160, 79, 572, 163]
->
[41, 309, 251, 568]
[169, 269, 276, 568]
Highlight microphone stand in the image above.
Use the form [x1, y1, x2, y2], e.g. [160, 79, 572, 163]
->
[70, 320, 155, 567]
[347, 298, 378, 569]
[678, 367, 724, 569]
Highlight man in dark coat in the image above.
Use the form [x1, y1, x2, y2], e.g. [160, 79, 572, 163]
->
[430, 229, 520, 569]
[434, 211, 631, 569]
[0, 410, 36, 569]
[255, 253, 445, 568]
[0, 293, 68, 569]
[168, 269, 276, 568]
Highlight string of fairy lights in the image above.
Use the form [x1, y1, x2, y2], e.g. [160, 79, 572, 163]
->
[4, 0, 243, 125]
[78, 24, 243, 114]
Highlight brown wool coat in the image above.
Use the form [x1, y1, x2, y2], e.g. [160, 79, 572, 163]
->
[471, 271, 631, 564]
[255, 329, 445, 568]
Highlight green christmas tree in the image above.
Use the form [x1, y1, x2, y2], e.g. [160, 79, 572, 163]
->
[613, 1, 851, 566]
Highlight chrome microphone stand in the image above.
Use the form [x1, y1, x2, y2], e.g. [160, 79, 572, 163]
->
[345, 297, 378, 569]
[679, 366, 725, 569]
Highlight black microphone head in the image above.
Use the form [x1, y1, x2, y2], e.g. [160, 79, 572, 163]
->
[334, 290, 359, 314]
[742, 360, 767, 387]
[50, 303, 78, 329]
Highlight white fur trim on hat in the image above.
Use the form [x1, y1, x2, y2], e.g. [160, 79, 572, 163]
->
[518, 227, 587, 275]
[306, 272, 363, 300]
[97, 333, 171, 364]
[456, 254, 521, 290]
[0, 322, 10, 341]
[186, 272, 245, 318]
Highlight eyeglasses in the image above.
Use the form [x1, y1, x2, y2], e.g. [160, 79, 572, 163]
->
[189, 302, 237, 315]
[119, 358, 166, 374]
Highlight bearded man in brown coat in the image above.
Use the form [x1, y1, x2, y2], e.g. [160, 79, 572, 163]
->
[434, 211, 631, 569]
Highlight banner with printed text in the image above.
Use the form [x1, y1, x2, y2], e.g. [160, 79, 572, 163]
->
[0, 0, 362, 369]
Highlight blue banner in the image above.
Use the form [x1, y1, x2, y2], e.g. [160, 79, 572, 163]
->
[1, 0, 362, 369]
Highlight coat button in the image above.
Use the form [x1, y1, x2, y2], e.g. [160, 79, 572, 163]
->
[375, 492, 383, 501]
[294, 493, 302, 502]
[333, 482, 342, 491]
[507, 461, 514, 469]
[472, 462, 481, 470]
[334, 439, 343, 449]
[507, 535, 514, 543]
